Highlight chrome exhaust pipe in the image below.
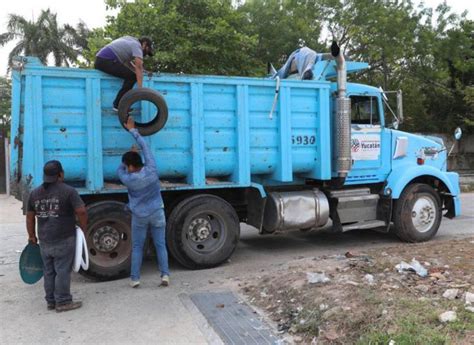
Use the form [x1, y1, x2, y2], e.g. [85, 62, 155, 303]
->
[331, 42, 352, 180]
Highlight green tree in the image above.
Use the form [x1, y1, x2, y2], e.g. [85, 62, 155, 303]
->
[413, 15, 473, 133]
[103, 0, 259, 75]
[0, 77, 11, 138]
[318, 0, 473, 134]
[89, 0, 472, 134]
[0, 9, 90, 69]
[80, 28, 111, 68]
[318, 0, 421, 88]
[237, 0, 325, 73]
[395, 3, 472, 133]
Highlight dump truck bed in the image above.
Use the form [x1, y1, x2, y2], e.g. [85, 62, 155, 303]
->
[10, 57, 332, 197]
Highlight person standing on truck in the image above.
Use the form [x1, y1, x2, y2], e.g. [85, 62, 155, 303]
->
[26, 160, 88, 312]
[117, 117, 170, 288]
[94, 36, 154, 111]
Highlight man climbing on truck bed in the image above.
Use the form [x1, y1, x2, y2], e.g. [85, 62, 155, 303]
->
[94, 36, 154, 111]
[275, 46, 318, 80]
[117, 116, 169, 288]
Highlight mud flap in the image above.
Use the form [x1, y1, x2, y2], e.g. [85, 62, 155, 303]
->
[444, 196, 455, 219]
[246, 188, 267, 233]
[328, 197, 342, 232]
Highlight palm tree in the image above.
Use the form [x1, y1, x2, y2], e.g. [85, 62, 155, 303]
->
[42, 12, 90, 67]
[0, 9, 89, 69]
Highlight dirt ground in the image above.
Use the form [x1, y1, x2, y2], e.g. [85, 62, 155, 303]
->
[242, 238, 474, 345]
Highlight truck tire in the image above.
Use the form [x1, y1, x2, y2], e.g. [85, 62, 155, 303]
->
[118, 88, 168, 136]
[393, 183, 442, 242]
[79, 201, 131, 281]
[166, 194, 240, 269]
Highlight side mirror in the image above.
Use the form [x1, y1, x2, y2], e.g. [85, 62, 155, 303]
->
[454, 127, 462, 141]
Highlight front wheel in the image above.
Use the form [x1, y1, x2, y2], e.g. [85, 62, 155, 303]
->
[393, 183, 442, 242]
[166, 194, 240, 269]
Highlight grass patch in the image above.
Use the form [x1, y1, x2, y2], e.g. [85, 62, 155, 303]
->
[358, 297, 474, 345]
[359, 329, 448, 345]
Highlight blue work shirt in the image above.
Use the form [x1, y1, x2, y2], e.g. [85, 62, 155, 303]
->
[117, 129, 164, 217]
[275, 47, 319, 79]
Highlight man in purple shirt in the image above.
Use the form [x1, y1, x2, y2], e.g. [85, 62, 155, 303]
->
[117, 117, 169, 288]
[95, 36, 154, 111]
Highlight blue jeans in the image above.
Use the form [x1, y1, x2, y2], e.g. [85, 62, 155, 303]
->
[39, 236, 75, 305]
[131, 208, 169, 281]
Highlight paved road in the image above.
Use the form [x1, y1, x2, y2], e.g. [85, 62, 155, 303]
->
[0, 193, 473, 344]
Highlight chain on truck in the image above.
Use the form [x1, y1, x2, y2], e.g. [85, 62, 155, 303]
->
[9, 42, 462, 280]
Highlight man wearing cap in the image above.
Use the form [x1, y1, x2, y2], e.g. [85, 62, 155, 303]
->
[26, 160, 88, 312]
[95, 36, 154, 111]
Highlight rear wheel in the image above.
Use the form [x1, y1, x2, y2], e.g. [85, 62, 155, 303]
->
[80, 201, 131, 280]
[393, 183, 442, 242]
[166, 194, 240, 269]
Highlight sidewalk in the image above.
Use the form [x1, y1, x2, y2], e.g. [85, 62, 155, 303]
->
[460, 172, 474, 192]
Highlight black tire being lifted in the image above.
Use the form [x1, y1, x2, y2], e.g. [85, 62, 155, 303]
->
[166, 194, 240, 269]
[79, 201, 131, 281]
[118, 87, 168, 136]
[393, 183, 442, 242]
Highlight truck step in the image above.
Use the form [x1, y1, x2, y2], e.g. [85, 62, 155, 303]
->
[328, 187, 372, 198]
[342, 220, 387, 232]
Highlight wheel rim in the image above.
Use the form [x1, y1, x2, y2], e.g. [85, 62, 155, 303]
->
[87, 219, 131, 268]
[411, 196, 437, 233]
[182, 212, 227, 256]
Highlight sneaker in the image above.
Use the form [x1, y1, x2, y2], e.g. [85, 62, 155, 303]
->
[47, 303, 55, 311]
[160, 275, 169, 287]
[56, 301, 82, 313]
[130, 280, 140, 288]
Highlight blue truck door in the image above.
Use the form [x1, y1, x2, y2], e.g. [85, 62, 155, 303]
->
[346, 95, 391, 184]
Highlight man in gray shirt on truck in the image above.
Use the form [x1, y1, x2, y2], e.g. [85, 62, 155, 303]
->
[95, 36, 154, 111]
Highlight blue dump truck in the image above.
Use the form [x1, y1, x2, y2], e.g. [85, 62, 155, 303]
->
[10, 46, 461, 280]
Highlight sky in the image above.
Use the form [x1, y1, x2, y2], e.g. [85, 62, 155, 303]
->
[0, 0, 117, 75]
[0, 0, 473, 76]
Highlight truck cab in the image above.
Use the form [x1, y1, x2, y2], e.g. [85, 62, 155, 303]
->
[322, 79, 460, 238]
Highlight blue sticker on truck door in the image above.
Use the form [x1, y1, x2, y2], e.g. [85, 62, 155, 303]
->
[351, 134, 381, 160]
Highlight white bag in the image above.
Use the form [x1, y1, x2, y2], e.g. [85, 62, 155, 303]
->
[73, 227, 89, 272]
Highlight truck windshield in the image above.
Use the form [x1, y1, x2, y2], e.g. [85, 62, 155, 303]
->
[350, 96, 380, 125]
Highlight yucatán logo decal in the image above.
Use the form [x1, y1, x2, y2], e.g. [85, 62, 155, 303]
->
[351, 134, 381, 160]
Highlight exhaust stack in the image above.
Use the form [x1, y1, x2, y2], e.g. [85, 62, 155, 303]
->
[331, 41, 352, 181]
